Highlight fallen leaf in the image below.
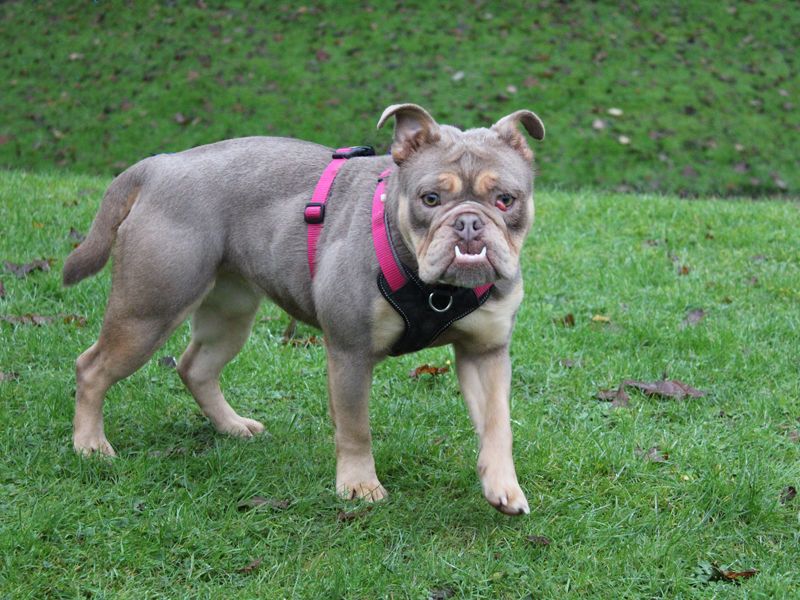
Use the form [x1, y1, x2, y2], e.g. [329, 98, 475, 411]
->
[451, 71, 465, 82]
[525, 535, 551, 546]
[237, 496, 290, 511]
[591, 314, 611, 324]
[283, 335, 321, 348]
[681, 308, 706, 328]
[559, 358, 577, 368]
[708, 563, 758, 583]
[0, 279, 5, 298]
[174, 112, 189, 125]
[780, 486, 797, 504]
[592, 118, 607, 130]
[315, 49, 331, 62]
[789, 430, 800, 443]
[608, 107, 623, 116]
[409, 364, 450, 378]
[678, 265, 691, 275]
[506, 84, 517, 94]
[618, 135, 631, 145]
[0, 371, 20, 382]
[636, 446, 669, 463]
[62, 314, 87, 327]
[158, 356, 177, 368]
[1, 314, 54, 326]
[337, 505, 373, 522]
[68, 227, 85, 242]
[429, 587, 456, 600]
[4, 259, 52, 278]
[624, 379, 706, 400]
[596, 385, 630, 408]
[555, 313, 575, 327]
[237, 558, 263, 574]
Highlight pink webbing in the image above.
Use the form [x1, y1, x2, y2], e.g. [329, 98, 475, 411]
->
[371, 168, 407, 292]
[306, 148, 352, 278]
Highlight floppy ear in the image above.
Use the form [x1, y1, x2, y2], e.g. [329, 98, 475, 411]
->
[377, 103, 441, 165]
[491, 110, 545, 162]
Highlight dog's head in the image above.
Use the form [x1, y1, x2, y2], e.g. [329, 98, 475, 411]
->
[378, 103, 544, 289]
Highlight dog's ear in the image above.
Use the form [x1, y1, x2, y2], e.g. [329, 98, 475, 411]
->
[491, 110, 545, 162]
[377, 103, 441, 165]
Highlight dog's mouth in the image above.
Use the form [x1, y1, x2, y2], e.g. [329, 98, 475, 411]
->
[453, 241, 488, 264]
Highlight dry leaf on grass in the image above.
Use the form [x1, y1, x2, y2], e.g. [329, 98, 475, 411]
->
[283, 335, 322, 348]
[555, 313, 575, 327]
[681, 308, 706, 328]
[0, 371, 20, 382]
[409, 364, 450, 378]
[780, 486, 797, 504]
[708, 564, 758, 583]
[236, 558, 263, 574]
[624, 379, 706, 400]
[635, 446, 669, 463]
[525, 535, 552, 547]
[595, 385, 630, 408]
[4, 259, 52, 278]
[337, 505, 373, 522]
[0, 279, 5, 298]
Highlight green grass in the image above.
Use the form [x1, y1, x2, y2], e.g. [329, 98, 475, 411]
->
[1, 170, 799, 598]
[1, 0, 798, 198]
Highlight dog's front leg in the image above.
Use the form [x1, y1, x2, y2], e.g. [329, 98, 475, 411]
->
[455, 343, 529, 515]
[325, 344, 387, 502]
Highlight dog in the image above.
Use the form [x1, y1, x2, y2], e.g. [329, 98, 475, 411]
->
[63, 103, 544, 515]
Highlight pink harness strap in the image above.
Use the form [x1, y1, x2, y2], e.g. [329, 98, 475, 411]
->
[305, 147, 353, 278]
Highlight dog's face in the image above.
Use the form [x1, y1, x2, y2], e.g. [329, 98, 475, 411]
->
[378, 105, 544, 289]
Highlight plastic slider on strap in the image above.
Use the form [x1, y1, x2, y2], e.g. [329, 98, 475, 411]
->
[304, 202, 325, 224]
[332, 145, 376, 159]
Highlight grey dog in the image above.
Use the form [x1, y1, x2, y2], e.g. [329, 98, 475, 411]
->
[63, 103, 544, 515]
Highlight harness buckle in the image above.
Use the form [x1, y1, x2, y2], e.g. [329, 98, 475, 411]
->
[332, 145, 376, 159]
[304, 202, 326, 224]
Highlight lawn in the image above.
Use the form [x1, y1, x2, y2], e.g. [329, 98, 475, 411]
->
[1, 170, 798, 598]
[1, 1, 798, 198]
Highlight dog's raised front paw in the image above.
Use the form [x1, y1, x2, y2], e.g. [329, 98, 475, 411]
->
[73, 433, 116, 457]
[481, 475, 530, 516]
[213, 415, 265, 438]
[337, 478, 388, 502]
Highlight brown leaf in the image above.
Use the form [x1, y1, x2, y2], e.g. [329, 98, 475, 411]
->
[0, 279, 5, 298]
[4, 259, 52, 278]
[236, 558, 263, 574]
[624, 379, 706, 400]
[158, 356, 177, 368]
[69, 227, 86, 242]
[780, 486, 797, 504]
[62, 314, 87, 327]
[559, 358, 577, 368]
[596, 385, 630, 408]
[409, 364, 450, 378]
[1, 314, 54, 326]
[337, 505, 373, 522]
[681, 308, 706, 328]
[315, 49, 331, 62]
[591, 314, 611, 324]
[525, 535, 551, 546]
[555, 313, 575, 327]
[678, 264, 691, 276]
[283, 335, 321, 348]
[635, 446, 669, 463]
[789, 430, 800, 443]
[173, 112, 189, 126]
[708, 563, 758, 583]
[237, 495, 289, 511]
[0, 371, 20, 382]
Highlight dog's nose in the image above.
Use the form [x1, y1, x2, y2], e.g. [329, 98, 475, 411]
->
[453, 213, 484, 241]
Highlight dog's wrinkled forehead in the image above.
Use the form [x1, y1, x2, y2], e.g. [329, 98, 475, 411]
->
[377, 103, 544, 193]
[401, 125, 533, 194]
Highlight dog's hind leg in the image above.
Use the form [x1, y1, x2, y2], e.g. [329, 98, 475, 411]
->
[177, 273, 264, 438]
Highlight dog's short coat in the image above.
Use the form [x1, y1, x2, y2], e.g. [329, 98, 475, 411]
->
[64, 104, 544, 515]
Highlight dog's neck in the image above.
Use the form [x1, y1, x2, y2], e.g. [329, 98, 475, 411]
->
[382, 176, 419, 272]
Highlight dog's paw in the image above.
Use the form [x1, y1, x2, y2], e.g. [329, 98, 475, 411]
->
[337, 479, 388, 502]
[215, 415, 265, 438]
[73, 434, 116, 457]
[481, 475, 530, 516]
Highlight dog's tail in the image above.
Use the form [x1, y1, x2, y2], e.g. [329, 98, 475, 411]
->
[62, 163, 146, 286]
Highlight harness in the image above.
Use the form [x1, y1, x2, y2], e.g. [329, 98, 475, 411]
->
[304, 147, 493, 356]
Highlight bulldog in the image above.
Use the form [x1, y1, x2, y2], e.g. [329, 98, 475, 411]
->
[63, 103, 544, 515]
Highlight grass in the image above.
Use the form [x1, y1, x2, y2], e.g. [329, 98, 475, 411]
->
[1, 0, 798, 198]
[1, 169, 799, 598]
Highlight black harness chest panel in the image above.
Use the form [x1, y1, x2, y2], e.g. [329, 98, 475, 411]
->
[377, 264, 492, 356]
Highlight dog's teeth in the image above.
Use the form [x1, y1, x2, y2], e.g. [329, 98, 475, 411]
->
[478, 246, 487, 257]
[455, 245, 463, 257]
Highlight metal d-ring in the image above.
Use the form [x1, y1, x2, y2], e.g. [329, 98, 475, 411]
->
[428, 292, 453, 313]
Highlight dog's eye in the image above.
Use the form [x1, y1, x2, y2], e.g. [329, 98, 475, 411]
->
[496, 193, 515, 211]
[421, 192, 441, 207]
